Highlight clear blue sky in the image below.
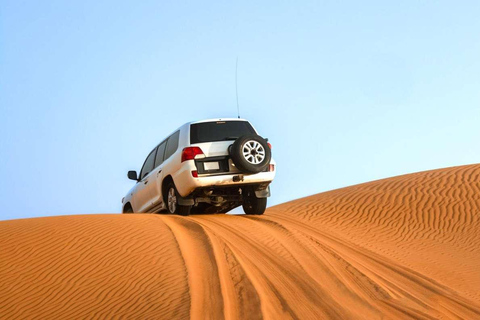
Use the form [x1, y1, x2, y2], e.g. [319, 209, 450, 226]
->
[1, 1, 479, 220]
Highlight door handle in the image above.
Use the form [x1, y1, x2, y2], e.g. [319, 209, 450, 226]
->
[144, 180, 149, 185]
[157, 170, 162, 176]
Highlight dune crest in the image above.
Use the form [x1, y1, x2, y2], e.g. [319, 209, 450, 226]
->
[1, 165, 480, 319]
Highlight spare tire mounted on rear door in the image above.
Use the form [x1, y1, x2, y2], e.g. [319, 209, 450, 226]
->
[229, 134, 271, 174]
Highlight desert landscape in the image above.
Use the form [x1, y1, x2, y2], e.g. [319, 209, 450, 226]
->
[1, 164, 480, 319]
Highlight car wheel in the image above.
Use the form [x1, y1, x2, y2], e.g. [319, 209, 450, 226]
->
[166, 182, 191, 216]
[230, 134, 271, 174]
[242, 190, 267, 215]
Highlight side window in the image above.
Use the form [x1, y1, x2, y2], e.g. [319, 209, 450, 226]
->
[154, 141, 167, 168]
[140, 148, 156, 180]
[164, 131, 180, 160]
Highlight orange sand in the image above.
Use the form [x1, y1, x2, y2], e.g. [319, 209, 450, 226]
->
[1, 164, 480, 319]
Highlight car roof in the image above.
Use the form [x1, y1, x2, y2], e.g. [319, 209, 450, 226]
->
[188, 118, 249, 125]
[147, 118, 255, 154]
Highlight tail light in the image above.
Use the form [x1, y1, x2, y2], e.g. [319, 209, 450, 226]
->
[268, 164, 275, 172]
[181, 147, 204, 162]
[191, 170, 198, 178]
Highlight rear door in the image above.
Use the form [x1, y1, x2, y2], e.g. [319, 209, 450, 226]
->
[152, 131, 180, 205]
[189, 121, 257, 158]
[189, 121, 256, 174]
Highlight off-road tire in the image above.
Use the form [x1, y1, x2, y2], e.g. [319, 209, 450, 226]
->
[230, 134, 271, 174]
[166, 181, 191, 216]
[242, 190, 267, 215]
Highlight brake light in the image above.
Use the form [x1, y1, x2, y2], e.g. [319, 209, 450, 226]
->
[267, 143, 272, 149]
[181, 147, 204, 162]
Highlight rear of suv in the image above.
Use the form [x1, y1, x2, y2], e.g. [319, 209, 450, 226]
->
[122, 118, 276, 215]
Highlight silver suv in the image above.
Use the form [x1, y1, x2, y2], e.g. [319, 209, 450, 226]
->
[122, 118, 276, 215]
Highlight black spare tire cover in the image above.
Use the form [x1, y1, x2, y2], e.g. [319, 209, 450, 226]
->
[229, 134, 271, 174]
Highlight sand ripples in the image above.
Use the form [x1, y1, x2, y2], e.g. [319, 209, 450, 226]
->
[1, 164, 480, 319]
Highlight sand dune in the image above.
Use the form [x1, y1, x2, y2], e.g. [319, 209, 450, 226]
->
[1, 165, 480, 319]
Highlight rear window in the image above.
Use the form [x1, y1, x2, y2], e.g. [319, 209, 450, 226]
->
[190, 121, 255, 144]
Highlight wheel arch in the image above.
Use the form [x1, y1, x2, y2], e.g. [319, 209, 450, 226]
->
[162, 175, 174, 204]
[123, 202, 133, 213]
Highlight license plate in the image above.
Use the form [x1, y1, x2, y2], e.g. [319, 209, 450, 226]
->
[204, 162, 220, 170]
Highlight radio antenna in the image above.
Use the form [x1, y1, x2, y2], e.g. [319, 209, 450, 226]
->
[235, 57, 240, 119]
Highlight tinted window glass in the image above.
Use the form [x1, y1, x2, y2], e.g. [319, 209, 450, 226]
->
[154, 141, 167, 168]
[190, 121, 255, 144]
[164, 131, 180, 160]
[140, 149, 156, 180]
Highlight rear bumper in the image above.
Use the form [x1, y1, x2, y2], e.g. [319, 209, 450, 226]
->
[173, 160, 275, 197]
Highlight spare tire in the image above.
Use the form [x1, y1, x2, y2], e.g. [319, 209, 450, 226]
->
[229, 134, 271, 174]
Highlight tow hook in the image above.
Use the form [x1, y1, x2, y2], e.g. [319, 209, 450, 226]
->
[233, 175, 244, 182]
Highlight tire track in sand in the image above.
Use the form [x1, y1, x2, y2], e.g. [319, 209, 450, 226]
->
[1, 164, 480, 319]
[162, 216, 225, 320]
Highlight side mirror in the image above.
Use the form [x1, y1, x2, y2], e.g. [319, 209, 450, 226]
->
[127, 170, 138, 181]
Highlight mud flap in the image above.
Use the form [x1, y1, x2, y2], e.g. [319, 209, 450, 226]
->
[178, 197, 195, 206]
[255, 186, 270, 198]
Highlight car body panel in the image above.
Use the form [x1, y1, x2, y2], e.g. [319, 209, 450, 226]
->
[174, 161, 276, 197]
